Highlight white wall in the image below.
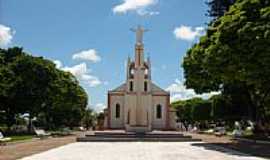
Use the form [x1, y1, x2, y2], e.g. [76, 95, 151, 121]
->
[110, 95, 125, 128]
[151, 96, 167, 129]
[140, 94, 152, 126]
[169, 111, 177, 129]
[124, 94, 137, 126]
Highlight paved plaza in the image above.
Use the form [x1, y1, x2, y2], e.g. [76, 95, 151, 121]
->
[20, 142, 266, 160]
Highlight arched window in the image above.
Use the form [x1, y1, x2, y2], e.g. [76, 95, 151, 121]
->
[115, 103, 120, 118]
[144, 81, 148, 92]
[131, 69, 135, 75]
[130, 69, 134, 79]
[130, 81, 133, 92]
[144, 69, 148, 79]
[144, 69, 148, 75]
[156, 104, 162, 119]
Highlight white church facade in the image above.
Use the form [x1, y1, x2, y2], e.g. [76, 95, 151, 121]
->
[104, 26, 176, 132]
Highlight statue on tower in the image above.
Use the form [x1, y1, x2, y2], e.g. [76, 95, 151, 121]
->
[131, 25, 148, 45]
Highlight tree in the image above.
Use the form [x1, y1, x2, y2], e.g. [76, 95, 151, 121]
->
[210, 95, 234, 121]
[36, 62, 89, 130]
[96, 112, 105, 130]
[172, 98, 212, 123]
[0, 47, 88, 132]
[40, 66, 88, 129]
[183, 0, 270, 132]
[82, 108, 95, 130]
[191, 98, 212, 121]
[207, 0, 236, 19]
[11, 54, 59, 131]
[172, 100, 187, 121]
[172, 100, 192, 122]
[0, 47, 25, 129]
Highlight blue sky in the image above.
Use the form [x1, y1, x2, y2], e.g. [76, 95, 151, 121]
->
[0, 0, 219, 112]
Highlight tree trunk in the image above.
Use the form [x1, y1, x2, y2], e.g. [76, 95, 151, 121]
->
[27, 113, 33, 134]
[6, 107, 15, 133]
[246, 88, 267, 135]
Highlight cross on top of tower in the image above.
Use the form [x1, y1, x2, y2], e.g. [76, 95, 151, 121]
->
[131, 25, 149, 45]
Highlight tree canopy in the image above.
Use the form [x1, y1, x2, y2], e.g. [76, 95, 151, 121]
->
[207, 0, 236, 19]
[172, 98, 212, 122]
[0, 47, 89, 131]
[172, 95, 250, 126]
[183, 0, 270, 125]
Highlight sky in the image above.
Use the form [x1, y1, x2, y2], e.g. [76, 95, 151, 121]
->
[0, 0, 219, 112]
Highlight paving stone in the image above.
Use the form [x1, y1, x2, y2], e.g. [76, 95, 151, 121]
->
[20, 142, 266, 160]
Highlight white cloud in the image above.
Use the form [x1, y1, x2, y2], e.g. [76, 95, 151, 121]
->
[53, 61, 102, 88]
[137, 10, 159, 16]
[93, 103, 107, 113]
[0, 24, 15, 47]
[63, 63, 88, 78]
[166, 79, 220, 102]
[81, 74, 102, 87]
[72, 49, 101, 63]
[113, 0, 158, 16]
[174, 25, 205, 41]
[53, 60, 63, 69]
[63, 63, 101, 87]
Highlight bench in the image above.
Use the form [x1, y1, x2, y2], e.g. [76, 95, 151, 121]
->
[0, 132, 11, 145]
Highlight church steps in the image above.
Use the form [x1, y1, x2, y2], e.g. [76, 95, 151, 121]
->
[85, 134, 187, 138]
[78, 131, 200, 142]
[93, 131, 184, 135]
[76, 137, 201, 142]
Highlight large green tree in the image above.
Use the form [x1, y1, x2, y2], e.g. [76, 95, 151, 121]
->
[207, 0, 236, 19]
[0, 48, 26, 128]
[0, 47, 88, 131]
[11, 51, 59, 131]
[81, 108, 95, 130]
[172, 98, 212, 123]
[183, 0, 270, 130]
[46, 71, 88, 129]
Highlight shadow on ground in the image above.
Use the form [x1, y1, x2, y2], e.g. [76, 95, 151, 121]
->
[191, 142, 270, 159]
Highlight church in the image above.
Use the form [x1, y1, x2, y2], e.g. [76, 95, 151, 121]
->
[104, 26, 176, 132]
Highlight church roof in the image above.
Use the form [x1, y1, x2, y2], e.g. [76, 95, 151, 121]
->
[109, 82, 169, 96]
[151, 82, 169, 95]
[109, 83, 126, 92]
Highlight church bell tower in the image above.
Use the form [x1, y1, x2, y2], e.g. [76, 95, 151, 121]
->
[126, 26, 151, 93]
[124, 26, 152, 129]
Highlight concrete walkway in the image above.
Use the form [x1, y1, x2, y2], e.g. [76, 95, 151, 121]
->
[20, 142, 266, 160]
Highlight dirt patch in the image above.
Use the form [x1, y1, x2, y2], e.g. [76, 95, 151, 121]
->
[0, 135, 77, 160]
[187, 133, 270, 159]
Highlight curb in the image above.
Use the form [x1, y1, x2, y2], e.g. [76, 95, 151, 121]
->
[234, 137, 270, 145]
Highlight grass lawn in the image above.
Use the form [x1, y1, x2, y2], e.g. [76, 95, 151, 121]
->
[9, 135, 34, 142]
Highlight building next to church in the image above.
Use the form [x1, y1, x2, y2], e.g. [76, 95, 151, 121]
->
[104, 26, 176, 132]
